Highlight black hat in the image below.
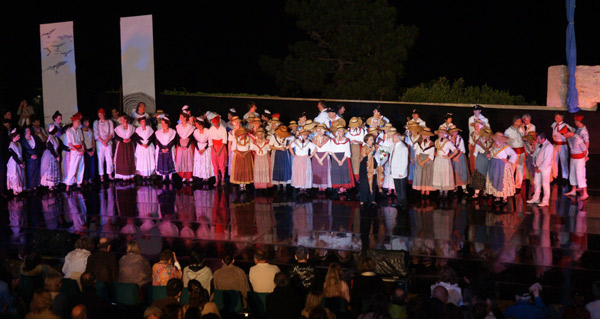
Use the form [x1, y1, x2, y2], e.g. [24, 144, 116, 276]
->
[473, 104, 483, 111]
[412, 108, 419, 114]
[9, 128, 19, 139]
[444, 113, 453, 120]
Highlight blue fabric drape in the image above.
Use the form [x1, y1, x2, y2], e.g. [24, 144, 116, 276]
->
[566, 0, 580, 113]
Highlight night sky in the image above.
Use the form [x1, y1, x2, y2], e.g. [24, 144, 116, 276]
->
[1, 0, 599, 108]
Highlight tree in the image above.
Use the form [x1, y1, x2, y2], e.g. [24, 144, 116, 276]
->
[260, 0, 417, 100]
[401, 77, 535, 105]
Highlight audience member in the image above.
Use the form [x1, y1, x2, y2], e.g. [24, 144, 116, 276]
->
[152, 278, 183, 311]
[71, 304, 87, 319]
[561, 290, 590, 319]
[183, 280, 219, 317]
[25, 289, 59, 319]
[323, 263, 350, 303]
[118, 240, 152, 287]
[265, 272, 304, 319]
[85, 238, 118, 285]
[301, 291, 334, 319]
[21, 251, 61, 279]
[62, 236, 93, 280]
[503, 283, 546, 319]
[143, 306, 163, 319]
[358, 293, 391, 319]
[586, 281, 600, 319]
[152, 249, 182, 286]
[183, 248, 213, 294]
[213, 253, 250, 304]
[289, 246, 318, 294]
[79, 271, 113, 319]
[426, 285, 448, 319]
[249, 249, 280, 293]
[44, 274, 68, 319]
[351, 257, 385, 306]
[430, 266, 462, 306]
[308, 307, 332, 319]
[162, 303, 183, 319]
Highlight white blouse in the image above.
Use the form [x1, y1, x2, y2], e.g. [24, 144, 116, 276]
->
[251, 140, 270, 156]
[312, 136, 330, 153]
[435, 139, 456, 157]
[115, 125, 135, 139]
[66, 127, 84, 147]
[176, 123, 195, 140]
[193, 129, 209, 149]
[328, 138, 351, 158]
[269, 135, 292, 150]
[136, 126, 154, 144]
[490, 144, 517, 163]
[452, 135, 466, 153]
[346, 128, 365, 143]
[416, 141, 435, 161]
[155, 128, 176, 146]
[233, 136, 252, 152]
[291, 139, 315, 156]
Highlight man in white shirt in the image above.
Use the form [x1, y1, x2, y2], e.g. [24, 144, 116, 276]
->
[325, 107, 341, 128]
[561, 127, 589, 200]
[551, 112, 573, 180]
[468, 105, 489, 135]
[248, 249, 280, 293]
[93, 108, 114, 181]
[520, 114, 536, 136]
[527, 133, 554, 207]
[243, 102, 259, 121]
[314, 101, 329, 124]
[64, 112, 85, 191]
[504, 116, 526, 190]
[208, 116, 228, 186]
[390, 133, 409, 209]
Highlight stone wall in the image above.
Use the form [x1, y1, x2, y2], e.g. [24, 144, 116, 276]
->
[547, 65, 600, 109]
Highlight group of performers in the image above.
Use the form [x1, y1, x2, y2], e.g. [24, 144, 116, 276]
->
[4, 101, 590, 208]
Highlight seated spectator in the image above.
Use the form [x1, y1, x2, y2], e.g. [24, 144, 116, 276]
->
[352, 257, 385, 305]
[62, 236, 93, 281]
[265, 272, 304, 319]
[144, 306, 163, 319]
[430, 266, 462, 306]
[44, 274, 68, 319]
[213, 253, 250, 303]
[118, 240, 152, 287]
[162, 303, 183, 319]
[183, 248, 213, 294]
[504, 283, 546, 319]
[183, 280, 219, 317]
[301, 290, 334, 319]
[289, 246, 318, 294]
[25, 289, 59, 319]
[586, 281, 600, 319]
[358, 293, 391, 319]
[323, 263, 350, 303]
[20, 251, 61, 279]
[152, 250, 182, 286]
[85, 238, 118, 285]
[71, 304, 87, 319]
[426, 286, 448, 319]
[561, 290, 590, 319]
[249, 249, 280, 293]
[152, 278, 183, 311]
[79, 271, 114, 319]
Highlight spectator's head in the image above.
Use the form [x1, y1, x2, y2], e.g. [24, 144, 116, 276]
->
[390, 281, 406, 304]
[23, 251, 42, 272]
[323, 263, 343, 297]
[184, 307, 201, 319]
[75, 236, 94, 251]
[30, 289, 53, 314]
[143, 306, 163, 319]
[254, 249, 267, 264]
[442, 303, 462, 319]
[190, 248, 206, 265]
[80, 271, 96, 290]
[593, 281, 600, 300]
[440, 267, 458, 284]
[357, 257, 377, 274]
[304, 290, 324, 314]
[187, 280, 209, 308]
[126, 240, 142, 255]
[308, 307, 329, 319]
[432, 286, 449, 304]
[221, 253, 234, 266]
[295, 246, 309, 262]
[570, 290, 586, 309]
[166, 278, 183, 298]
[71, 304, 87, 319]
[44, 273, 63, 292]
[162, 303, 183, 319]
[98, 237, 111, 252]
[160, 249, 175, 264]
[274, 272, 290, 288]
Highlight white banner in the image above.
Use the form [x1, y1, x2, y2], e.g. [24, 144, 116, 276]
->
[40, 21, 78, 123]
[120, 15, 156, 117]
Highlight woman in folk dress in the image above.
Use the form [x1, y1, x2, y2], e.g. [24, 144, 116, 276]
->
[468, 119, 485, 172]
[346, 117, 365, 183]
[438, 113, 454, 131]
[359, 134, 378, 205]
[7, 129, 26, 195]
[290, 129, 315, 192]
[449, 126, 469, 194]
[192, 118, 213, 186]
[113, 115, 136, 181]
[21, 126, 44, 190]
[269, 125, 293, 189]
[155, 117, 177, 182]
[470, 127, 492, 198]
[230, 127, 254, 190]
[134, 116, 156, 180]
[311, 124, 331, 191]
[251, 128, 272, 190]
[175, 112, 195, 183]
[329, 126, 354, 194]
[413, 127, 435, 198]
[227, 116, 243, 178]
[432, 129, 458, 198]
[404, 121, 422, 184]
[486, 132, 517, 203]
[40, 124, 68, 190]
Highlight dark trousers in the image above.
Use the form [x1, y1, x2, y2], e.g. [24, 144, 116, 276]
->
[394, 177, 407, 207]
[84, 152, 97, 182]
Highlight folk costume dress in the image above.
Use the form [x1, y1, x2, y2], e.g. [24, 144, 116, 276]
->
[379, 134, 395, 191]
[311, 135, 332, 188]
[346, 127, 365, 181]
[451, 134, 469, 187]
[269, 134, 293, 185]
[41, 135, 68, 188]
[359, 144, 378, 203]
[486, 143, 517, 197]
[432, 138, 456, 191]
[251, 139, 272, 189]
[134, 125, 156, 177]
[405, 133, 420, 183]
[329, 137, 354, 190]
[7, 141, 26, 193]
[230, 134, 254, 185]
[470, 138, 491, 191]
[290, 138, 314, 189]
[22, 134, 43, 189]
[413, 140, 435, 191]
[175, 123, 195, 180]
[63, 127, 85, 186]
[113, 124, 136, 180]
[192, 128, 213, 180]
[82, 128, 96, 182]
[155, 128, 177, 176]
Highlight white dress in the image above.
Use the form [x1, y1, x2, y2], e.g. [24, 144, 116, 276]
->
[135, 126, 156, 177]
[193, 129, 214, 179]
[7, 141, 26, 193]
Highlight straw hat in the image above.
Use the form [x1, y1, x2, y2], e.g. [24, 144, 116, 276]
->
[382, 123, 394, 132]
[434, 128, 448, 136]
[448, 126, 462, 134]
[231, 116, 242, 123]
[333, 125, 347, 135]
[388, 127, 397, 134]
[332, 118, 346, 129]
[470, 119, 484, 127]
[420, 127, 434, 136]
[366, 116, 384, 127]
[480, 127, 493, 137]
[288, 121, 299, 129]
[523, 131, 537, 142]
[274, 125, 292, 138]
[491, 132, 509, 143]
[367, 127, 380, 136]
[255, 127, 267, 136]
[234, 127, 249, 137]
[303, 121, 317, 131]
[297, 129, 311, 137]
[348, 117, 363, 128]
[314, 123, 329, 132]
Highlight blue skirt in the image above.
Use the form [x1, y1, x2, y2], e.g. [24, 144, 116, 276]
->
[487, 158, 505, 192]
[475, 153, 490, 175]
[272, 149, 292, 183]
[157, 151, 176, 175]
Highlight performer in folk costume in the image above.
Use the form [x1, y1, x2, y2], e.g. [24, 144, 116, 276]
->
[290, 129, 314, 192]
[468, 119, 485, 172]
[551, 112, 573, 180]
[366, 116, 384, 130]
[175, 112, 195, 182]
[48, 111, 65, 138]
[523, 131, 537, 184]
[247, 115, 262, 139]
[329, 126, 355, 193]
[80, 117, 96, 183]
[227, 116, 243, 177]
[192, 118, 213, 185]
[230, 127, 254, 189]
[346, 117, 365, 183]
[131, 102, 150, 128]
[113, 115, 136, 181]
[449, 126, 469, 194]
[470, 127, 492, 198]
[527, 132, 554, 207]
[438, 113, 454, 131]
[134, 116, 156, 179]
[40, 124, 69, 190]
[311, 123, 332, 191]
[412, 127, 435, 197]
[7, 129, 26, 195]
[324, 107, 341, 129]
[270, 125, 293, 188]
[359, 133, 378, 205]
[208, 115, 228, 186]
[380, 125, 396, 195]
[432, 128, 458, 198]
[486, 132, 517, 203]
[504, 116, 526, 190]
[93, 108, 114, 182]
[372, 105, 390, 127]
[468, 104, 489, 136]
[411, 109, 427, 127]
[573, 114, 589, 151]
[404, 121, 422, 184]
[251, 128, 272, 190]
[560, 126, 589, 200]
[21, 126, 43, 190]
[155, 116, 177, 182]
[297, 112, 308, 129]
[288, 121, 300, 136]
[63, 113, 85, 191]
[519, 114, 536, 136]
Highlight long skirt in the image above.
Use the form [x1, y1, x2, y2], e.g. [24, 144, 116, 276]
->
[291, 155, 312, 189]
[470, 154, 489, 191]
[157, 149, 176, 176]
[486, 158, 515, 197]
[271, 149, 292, 185]
[175, 146, 194, 179]
[26, 157, 41, 189]
[453, 154, 469, 187]
[40, 150, 60, 187]
[413, 154, 434, 191]
[408, 151, 416, 182]
[193, 148, 213, 179]
[135, 144, 156, 177]
[383, 162, 395, 190]
[359, 157, 377, 203]
[7, 159, 25, 193]
[114, 141, 136, 179]
[350, 144, 361, 179]
[525, 154, 535, 182]
[331, 153, 354, 189]
[254, 154, 272, 189]
[231, 150, 254, 184]
[432, 156, 455, 191]
[312, 152, 331, 188]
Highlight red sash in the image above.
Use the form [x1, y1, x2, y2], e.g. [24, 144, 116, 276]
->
[512, 147, 525, 154]
[553, 141, 567, 145]
[571, 153, 585, 159]
[212, 139, 223, 147]
[72, 144, 82, 150]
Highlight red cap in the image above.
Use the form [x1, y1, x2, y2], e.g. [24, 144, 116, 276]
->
[558, 125, 569, 135]
[211, 116, 220, 125]
[271, 113, 280, 119]
[97, 108, 106, 114]
[71, 112, 82, 122]
[573, 114, 584, 121]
